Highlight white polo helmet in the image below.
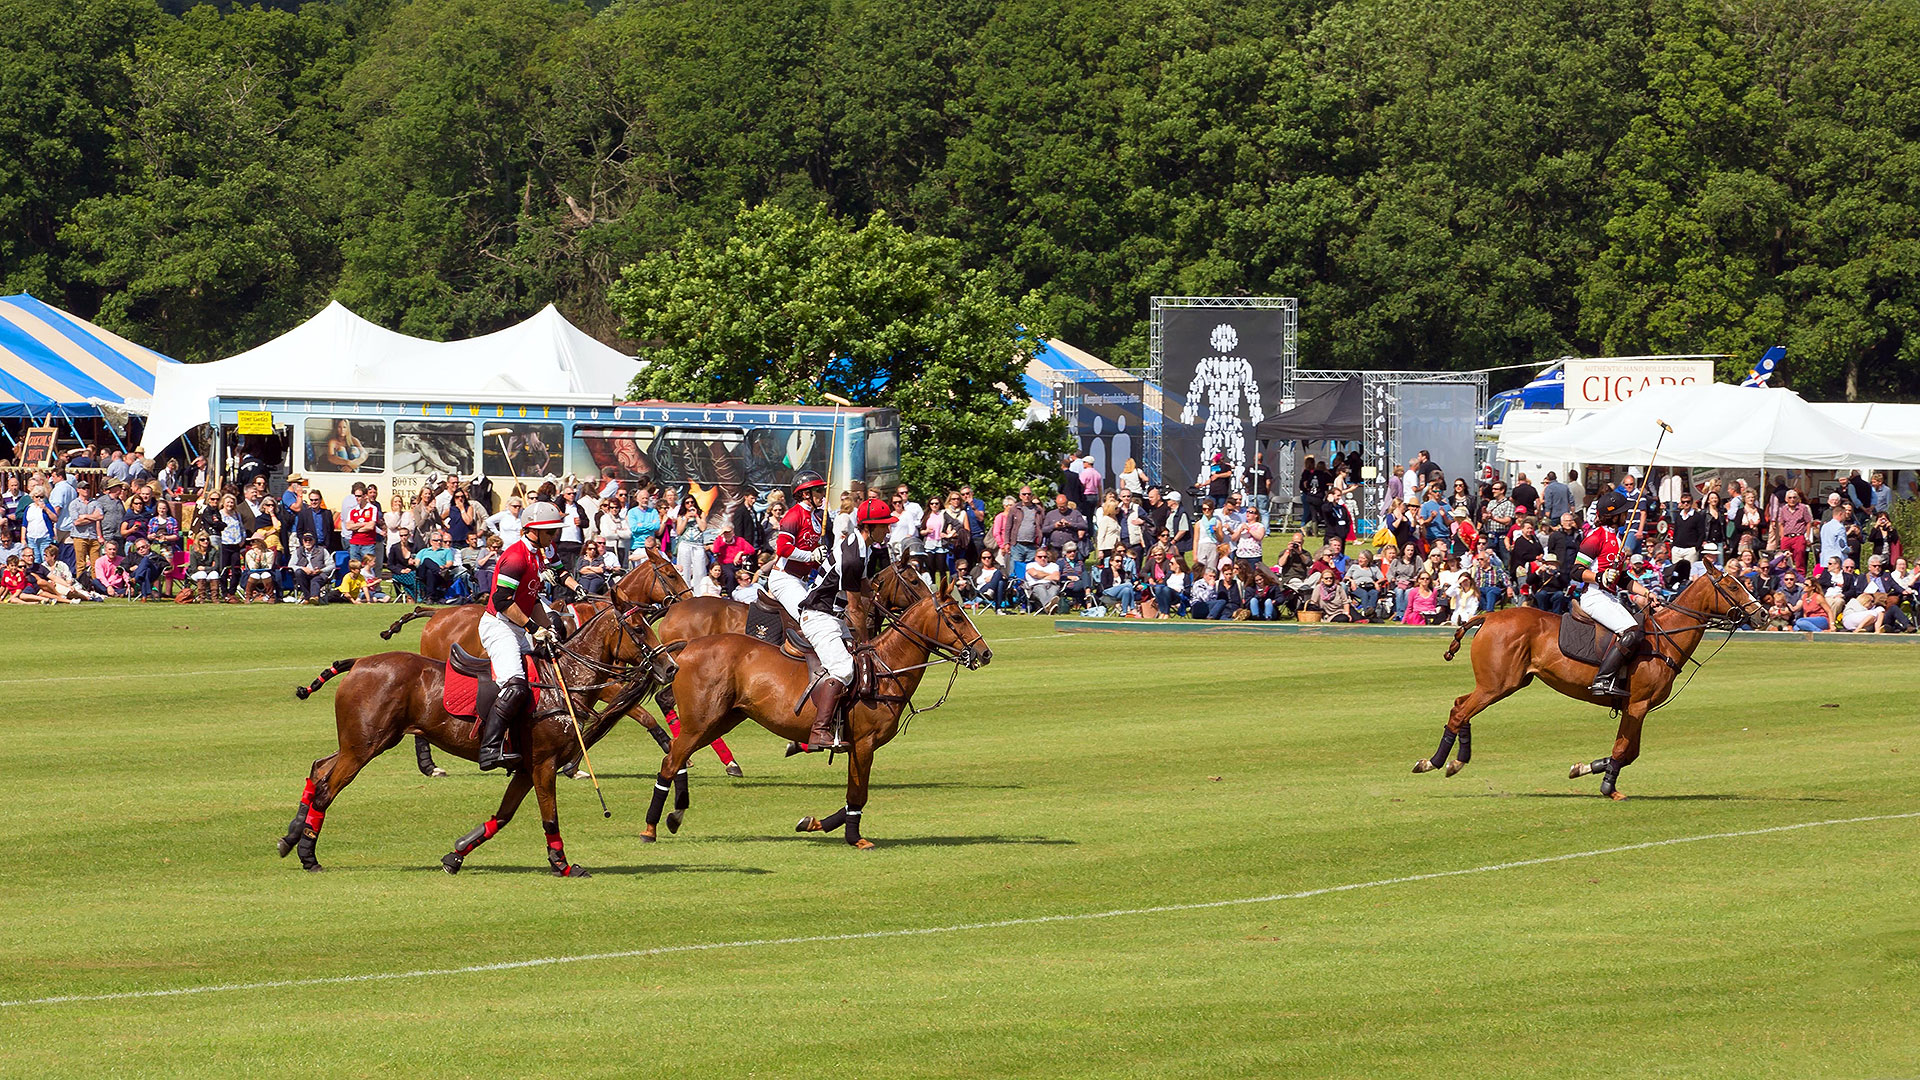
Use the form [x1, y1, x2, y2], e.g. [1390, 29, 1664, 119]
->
[520, 502, 565, 531]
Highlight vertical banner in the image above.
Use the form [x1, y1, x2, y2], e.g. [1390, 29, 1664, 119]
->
[1160, 307, 1287, 495]
[1074, 380, 1144, 491]
[1392, 383, 1478, 492]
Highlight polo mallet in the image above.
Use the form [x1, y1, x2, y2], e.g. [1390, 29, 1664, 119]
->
[1626, 420, 1674, 543]
[484, 426, 515, 474]
[548, 650, 610, 818]
[821, 392, 853, 498]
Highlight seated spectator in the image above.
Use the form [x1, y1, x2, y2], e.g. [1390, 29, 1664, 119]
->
[1310, 568, 1356, 622]
[1448, 569, 1480, 625]
[1186, 564, 1219, 619]
[1345, 549, 1383, 619]
[1024, 548, 1062, 613]
[1792, 588, 1832, 632]
[1312, 536, 1350, 577]
[576, 539, 611, 596]
[241, 537, 277, 602]
[186, 535, 221, 602]
[3, 555, 60, 604]
[416, 531, 457, 602]
[727, 564, 759, 603]
[1402, 572, 1441, 625]
[1762, 591, 1796, 631]
[94, 541, 130, 598]
[129, 538, 166, 600]
[43, 556, 103, 602]
[289, 533, 331, 602]
[1096, 552, 1139, 615]
[694, 562, 724, 597]
[711, 522, 755, 574]
[1057, 542, 1090, 612]
[1211, 563, 1248, 619]
[340, 555, 377, 603]
[1841, 591, 1891, 633]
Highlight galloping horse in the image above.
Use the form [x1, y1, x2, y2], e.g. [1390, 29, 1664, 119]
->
[1417, 565, 1762, 798]
[642, 581, 989, 847]
[281, 605, 671, 875]
[379, 596, 615, 777]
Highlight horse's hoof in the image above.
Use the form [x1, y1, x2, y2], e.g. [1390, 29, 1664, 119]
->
[1608, 790, 1627, 801]
[639, 824, 657, 843]
[725, 762, 744, 778]
[851, 838, 875, 850]
[1570, 761, 1593, 779]
[1412, 759, 1437, 774]
[666, 810, 684, 834]
[277, 836, 294, 858]
[428, 767, 448, 778]
[303, 863, 325, 873]
[796, 816, 824, 833]
[1444, 759, 1465, 777]
[558, 864, 592, 878]
[441, 853, 463, 874]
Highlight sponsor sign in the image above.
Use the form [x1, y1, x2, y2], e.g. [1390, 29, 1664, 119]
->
[1565, 359, 1713, 410]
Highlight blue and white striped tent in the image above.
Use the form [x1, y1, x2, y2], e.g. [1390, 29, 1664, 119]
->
[0, 294, 177, 419]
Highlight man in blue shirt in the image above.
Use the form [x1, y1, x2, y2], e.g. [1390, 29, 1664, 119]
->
[1820, 504, 1853, 568]
[1419, 486, 1449, 551]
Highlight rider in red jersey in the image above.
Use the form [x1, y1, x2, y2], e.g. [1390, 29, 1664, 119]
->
[474, 502, 566, 770]
[1574, 488, 1657, 697]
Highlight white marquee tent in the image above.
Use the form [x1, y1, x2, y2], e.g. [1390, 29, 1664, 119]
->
[144, 302, 638, 452]
[1500, 383, 1920, 470]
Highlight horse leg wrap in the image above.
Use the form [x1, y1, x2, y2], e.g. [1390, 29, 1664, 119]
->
[710, 736, 737, 767]
[646, 780, 671, 826]
[280, 778, 316, 855]
[296, 806, 325, 871]
[442, 817, 502, 873]
[646, 720, 673, 753]
[545, 822, 587, 877]
[816, 807, 848, 833]
[414, 736, 440, 776]
[844, 806, 864, 847]
[1428, 729, 1458, 769]
[673, 768, 690, 812]
[1454, 725, 1472, 765]
[1600, 760, 1622, 798]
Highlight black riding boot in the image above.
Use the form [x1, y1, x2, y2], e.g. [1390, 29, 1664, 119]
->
[477, 678, 528, 771]
[1588, 628, 1643, 697]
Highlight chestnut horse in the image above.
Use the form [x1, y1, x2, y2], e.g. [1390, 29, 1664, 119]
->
[1415, 566, 1763, 798]
[641, 582, 989, 848]
[280, 605, 671, 876]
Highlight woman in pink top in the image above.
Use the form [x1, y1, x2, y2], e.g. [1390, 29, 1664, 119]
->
[1401, 571, 1441, 625]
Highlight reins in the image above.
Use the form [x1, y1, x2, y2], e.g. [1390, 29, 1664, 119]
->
[1640, 571, 1762, 714]
[864, 587, 985, 731]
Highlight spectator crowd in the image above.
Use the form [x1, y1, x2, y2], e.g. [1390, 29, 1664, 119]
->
[1, 442, 1913, 636]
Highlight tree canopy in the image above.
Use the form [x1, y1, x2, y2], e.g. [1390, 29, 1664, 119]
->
[8, 0, 1920, 401]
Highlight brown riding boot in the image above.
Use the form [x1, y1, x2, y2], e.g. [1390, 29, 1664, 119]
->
[791, 677, 848, 754]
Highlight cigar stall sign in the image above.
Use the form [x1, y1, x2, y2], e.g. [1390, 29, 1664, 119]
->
[1563, 358, 1715, 410]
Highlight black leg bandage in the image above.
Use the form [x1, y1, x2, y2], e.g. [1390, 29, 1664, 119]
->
[646, 779, 670, 826]
[1454, 724, 1471, 765]
[1429, 728, 1458, 769]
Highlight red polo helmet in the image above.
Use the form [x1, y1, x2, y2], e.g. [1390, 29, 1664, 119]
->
[856, 497, 897, 526]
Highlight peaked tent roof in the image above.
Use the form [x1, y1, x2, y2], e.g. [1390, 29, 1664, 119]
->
[1252, 376, 1364, 442]
[0, 294, 177, 417]
[1500, 383, 1920, 470]
[144, 302, 639, 452]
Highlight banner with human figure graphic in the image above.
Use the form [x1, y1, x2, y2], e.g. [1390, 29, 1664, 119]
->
[1073, 380, 1144, 492]
[1160, 306, 1287, 496]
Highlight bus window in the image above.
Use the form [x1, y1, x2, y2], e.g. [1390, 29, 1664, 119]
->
[481, 422, 562, 478]
[745, 425, 831, 491]
[305, 417, 386, 474]
[653, 429, 749, 487]
[573, 426, 658, 488]
[863, 410, 899, 491]
[394, 420, 475, 477]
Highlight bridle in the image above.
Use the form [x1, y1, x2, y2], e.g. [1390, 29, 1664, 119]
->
[865, 589, 988, 725]
[531, 603, 676, 724]
[624, 551, 692, 621]
[1638, 567, 1762, 710]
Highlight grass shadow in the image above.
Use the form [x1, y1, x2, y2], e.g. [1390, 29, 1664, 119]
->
[596, 776, 1024, 791]
[1499, 792, 1845, 802]
[453, 863, 775, 876]
[714, 833, 1075, 847]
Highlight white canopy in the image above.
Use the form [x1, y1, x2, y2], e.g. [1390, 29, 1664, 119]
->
[144, 302, 638, 451]
[1500, 383, 1920, 470]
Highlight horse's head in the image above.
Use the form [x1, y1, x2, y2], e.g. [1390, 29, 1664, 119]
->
[1685, 564, 1765, 629]
[905, 579, 991, 670]
[611, 548, 691, 615]
[872, 560, 931, 615]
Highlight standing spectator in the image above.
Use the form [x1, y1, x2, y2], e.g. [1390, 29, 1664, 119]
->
[926, 491, 967, 584]
[624, 489, 661, 567]
[1870, 472, 1893, 516]
[1511, 473, 1540, 515]
[1246, 451, 1273, 525]
[1232, 506, 1266, 581]
[1480, 481, 1515, 557]
[1539, 471, 1572, 522]
[1041, 492, 1088, 555]
[488, 493, 525, 546]
[1203, 452, 1234, 507]
[340, 483, 381, 569]
[553, 488, 587, 570]
[1007, 486, 1045, 566]
[1820, 503, 1853, 568]
[891, 482, 925, 558]
[1865, 510, 1899, 566]
[990, 495, 1016, 567]
[292, 489, 336, 550]
[1507, 517, 1544, 576]
[68, 481, 104, 572]
[1092, 492, 1123, 563]
[673, 493, 711, 585]
[214, 492, 246, 593]
[1077, 457, 1102, 519]
[1299, 455, 1328, 536]
[1115, 458, 1149, 499]
[1771, 488, 1812, 571]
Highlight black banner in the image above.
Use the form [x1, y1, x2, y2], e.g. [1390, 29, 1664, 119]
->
[1160, 306, 1287, 495]
[1074, 379, 1144, 493]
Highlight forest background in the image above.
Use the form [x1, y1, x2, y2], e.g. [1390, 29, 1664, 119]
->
[5, 0, 1919, 404]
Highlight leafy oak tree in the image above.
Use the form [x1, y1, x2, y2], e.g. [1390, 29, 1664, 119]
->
[609, 203, 1069, 498]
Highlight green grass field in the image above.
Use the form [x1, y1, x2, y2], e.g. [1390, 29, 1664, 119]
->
[2, 605, 1917, 1078]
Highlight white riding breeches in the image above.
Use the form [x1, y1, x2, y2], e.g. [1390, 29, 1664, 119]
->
[767, 567, 811, 621]
[476, 611, 534, 683]
[799, 609, 855, 682]
[1580, 590, 1638, 635]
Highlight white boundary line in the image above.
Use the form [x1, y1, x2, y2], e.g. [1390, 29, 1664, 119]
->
[4, 809, 1913, 1011]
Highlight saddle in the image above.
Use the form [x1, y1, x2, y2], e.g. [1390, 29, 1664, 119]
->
[1558, 601, 1645, 668]
[744, 590, 819, 673]
[443, 644, 539, 723]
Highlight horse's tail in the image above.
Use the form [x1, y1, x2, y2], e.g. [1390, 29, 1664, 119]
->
[378, 606, 437, 640]
[295, 659, 358, 700]
[1443, 614, 1490, 662]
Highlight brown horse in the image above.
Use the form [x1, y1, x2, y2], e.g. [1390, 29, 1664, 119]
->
[641, 581, 989, 847]
[377, 598, 644, 777]
[280, 605, 671, 875]
[1416, 565, 1763, 798]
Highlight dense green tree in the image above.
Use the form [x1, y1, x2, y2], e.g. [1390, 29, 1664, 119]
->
[609, 203, 1069, 497]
